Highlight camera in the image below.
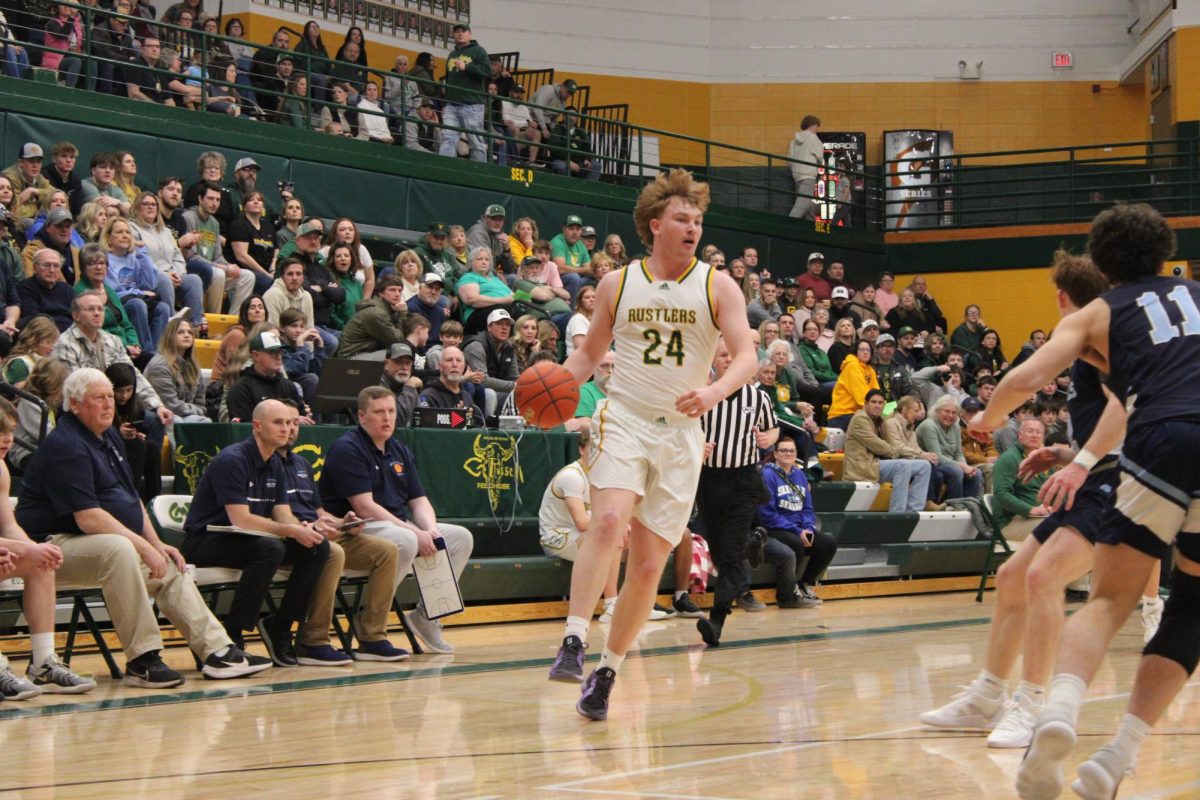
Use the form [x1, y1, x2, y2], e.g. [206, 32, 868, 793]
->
[1171, 265, 1187, 278]
[277, 180, 295, 194]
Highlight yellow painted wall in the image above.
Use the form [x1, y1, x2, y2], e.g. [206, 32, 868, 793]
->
[894, 267, 1061, 362]
[1171, 28, 1200, 126]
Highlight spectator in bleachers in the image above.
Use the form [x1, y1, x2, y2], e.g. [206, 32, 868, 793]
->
[590, 252, 615, 282]
[788, 286, 815, 328]
[849, 281, 884, 328]
[42, 3, 84, 89]
[384, 53, 418, 117]
[250, 27, 290, 97]
[875, 271, 899, 316]
[880, 394, 945, 502]
[746, 277, 781, 328]
[756, 318, 778, 360]
[9, 356, 68, 471]
[222, 17, 252, 65]
[759, 435, 836, 605]
[918, 332, 947, 367]
[0, 178, 18, 237]
[0, 393, 99, 697]
[911, 359, 967, 412]
[975, 328, 1008, 376]
[530, 78, 577, 145]
[993, 400, 1037, 455]
[163, 9, 198, 64]
[755, 357, 818, 450]
[439, 22, 491, 163]
[765, 339, 825, 428]
[282, 221, 342, 349]
[380, 341, 420, 428]
[463, 307, 518, 417]
[787, 115, 822, 219]
[845, 389, 933, 512]
[828, 339, 880, 430]
[276, 74, 308, 128]
[264, 257, 313, 327]
[101, 215, 169, 354]
[3, 143, 55, 226]
[826, 260, 854, 295]
[211, 295, 265, 384]
[799, 319, 838, 388]
[548, 108, 600, 181]
[227, 189, 278, 296]
[355, 82, 393, 144]
[176, 179, 253, 312]
[1010, 328, 1046, 369]
[292, 21, 330, 103]
[19, 249, 75, 332]
[1037, 397, 1068, 445]
[958, 396, 998, 490]
[507, 217, 538, 265]
[564, 284, 595, 358]
[75, 243, 147, 366]
[160, 0, 204, 26]
[202, 18, 230, 61]
[22, 190, 73, 248]
[811, 306, 835, 350]
[873, 333, 913, 403]
[406, 272, 447, 345]
[0, 11, 30, 80]
[126, 37, 174, 105]
[319, 82, 358, 137]
[202, 59, 247, 118]
[335, 25, 369, 68]
[75, 201, 111, 245]
[548, 214, 590, 300]
[413, 222, 453, 289]
[326, 243, 363, 330]
[400, 315, 436, 384]
[467, 203, 515, 278]
[513, 254, 571, 323]
[950, 304, 986, 361]
[130, 190, 205, 336]
[277, 307, 324, 412]
[43, 143, 83, 217]
[976, 375, 997, 406]
[457, 246, 514, 335]
[403, 97, 442, 154]
[991, 417, 1052, 543]
[500, 85, 542, 166]
[225, 330, 310, 423]
[183, 397, 329, 666]
[884, 287, 933, 339]
[143, 315, 209, 422]
[2, 317, 58, 386]
[273, 196, 302, 250]
[916, 394, 984, 500]
[330, 41, 366, 95]
[534, 318, 561, 362]
[825, 317, 856, 373]
[335, 273, 406, 359]
[183, 152, 235, 234]
[908, 275, 947, 334]
[603, 234, 629, 268]
[795, 252, 831, 301]
[512, 313, 541, 372]
[828, 286, 860, 328]
[18, 366, 268, 686]
[318, 218, 374, 297]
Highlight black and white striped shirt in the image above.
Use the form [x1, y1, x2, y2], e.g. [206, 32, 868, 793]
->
[700, 384, 778, 469]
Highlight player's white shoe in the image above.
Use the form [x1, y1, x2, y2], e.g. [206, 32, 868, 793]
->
[1017, 718, 1077, 800]
[919, 681, 1007, 730]
[987, 693, 1041, 748]
[1141, 596, 1163, 644]
[1071, 746, 1128, 800]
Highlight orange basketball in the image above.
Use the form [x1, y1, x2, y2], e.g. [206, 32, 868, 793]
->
[515, 362, 580, 429]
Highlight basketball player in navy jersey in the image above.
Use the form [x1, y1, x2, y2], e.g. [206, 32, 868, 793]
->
[544, 169, 757, 721]
[971, 204, 1200, 800]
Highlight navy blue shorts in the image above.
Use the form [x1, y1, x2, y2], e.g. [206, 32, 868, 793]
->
[1097, 421, 1200, 561]
[1032, 463, 1119, 545]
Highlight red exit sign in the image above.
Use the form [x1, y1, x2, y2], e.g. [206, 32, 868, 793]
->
[1052, 51, 1073, 69]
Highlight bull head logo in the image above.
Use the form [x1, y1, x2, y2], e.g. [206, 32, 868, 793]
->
[175, 447, 219, 494]
[462, 434, 523, 511]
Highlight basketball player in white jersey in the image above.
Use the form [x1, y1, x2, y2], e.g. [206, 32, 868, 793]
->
[545, 169, 758, 721]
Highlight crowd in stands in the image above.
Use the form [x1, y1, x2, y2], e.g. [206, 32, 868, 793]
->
[0, 5, 601, 177]
[0, 129, 1072, 695]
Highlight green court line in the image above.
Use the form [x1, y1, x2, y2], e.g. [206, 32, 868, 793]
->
[0, 614, 992, 722]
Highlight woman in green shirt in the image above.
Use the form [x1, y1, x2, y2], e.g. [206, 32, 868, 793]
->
[327, 242, 364, 330]
[456, 246, 515, 334]
[799, 318, 838, 386]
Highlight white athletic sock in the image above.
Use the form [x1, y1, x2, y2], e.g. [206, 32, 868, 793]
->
[1016, 680, 1046, 704]
[564, 616, 590, 643]
[30, 633, 55, 667]
[1107, 713, 1152, 769]
[978, 669, 1008, 697]
[674, 590, 688, 601]
[598, 648, 624, 673]
[1044, 672, 1088, 726]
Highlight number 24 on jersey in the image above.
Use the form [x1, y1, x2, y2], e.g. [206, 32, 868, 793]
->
[643, 328, 685, 366]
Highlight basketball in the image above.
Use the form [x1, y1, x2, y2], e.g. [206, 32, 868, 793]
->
[515, 362, 580, 429]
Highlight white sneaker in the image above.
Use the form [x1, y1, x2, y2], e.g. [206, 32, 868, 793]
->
[987, 693, 1040, 748]
[1141, 597, 1163, 644]
[1016, 718, 1076, 800]
[1071, 746, 1128, 800]
[647, 604, 672, 621]
[406, 607, 454, 654]
[919, 683, 1007, 730]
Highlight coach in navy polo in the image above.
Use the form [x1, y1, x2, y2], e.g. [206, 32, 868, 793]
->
[320, 385, 473, 655]
[183, 399, 330, 667]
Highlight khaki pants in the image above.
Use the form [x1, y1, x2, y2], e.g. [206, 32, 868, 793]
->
[50, 533, 230, 663]
[299, 534, 401, 648]
[1001, 516, 1042, 544]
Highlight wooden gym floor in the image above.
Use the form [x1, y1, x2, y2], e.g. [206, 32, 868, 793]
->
[0, 592, 1195, 799]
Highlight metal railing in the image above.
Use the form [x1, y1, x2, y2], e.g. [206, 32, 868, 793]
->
[882, 138, 1200, 230]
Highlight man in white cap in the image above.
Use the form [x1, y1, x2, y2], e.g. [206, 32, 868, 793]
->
[462, 308, 518, 417]
[829, 286, 861, 328]
[406, 273, 448, 345]
[859, 318, 880, 346]
[795, 252, 832, 301]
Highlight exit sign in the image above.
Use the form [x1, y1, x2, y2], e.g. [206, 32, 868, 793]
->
[1052, 51, 1073, 69]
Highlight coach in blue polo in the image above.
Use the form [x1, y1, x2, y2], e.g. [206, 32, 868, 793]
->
[183, 399, 331, 668]
[320, 385, 473, 655]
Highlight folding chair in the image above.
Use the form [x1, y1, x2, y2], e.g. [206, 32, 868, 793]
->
[975, 493, 1011, 602]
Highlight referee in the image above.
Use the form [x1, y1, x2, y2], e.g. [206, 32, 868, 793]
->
[697, 339, 779, 647]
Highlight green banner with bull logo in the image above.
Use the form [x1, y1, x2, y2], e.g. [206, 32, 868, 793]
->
[174, 424, 577, 520]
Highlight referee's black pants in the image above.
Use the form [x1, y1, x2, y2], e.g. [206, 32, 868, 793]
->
[697, 465, 767, 618]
